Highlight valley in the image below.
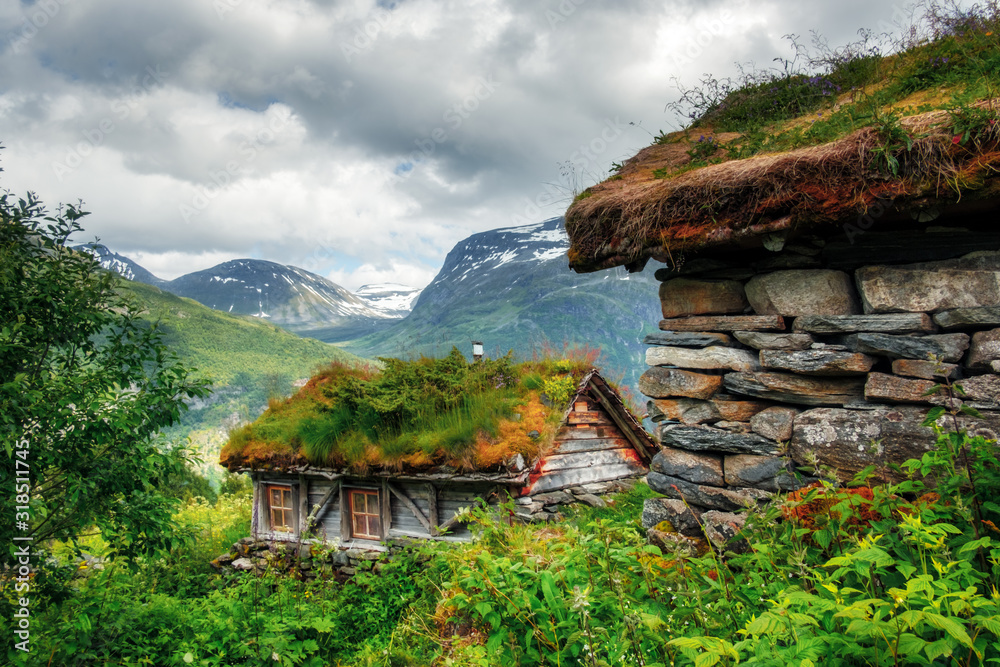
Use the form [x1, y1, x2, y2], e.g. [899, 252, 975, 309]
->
[89, 217, 663, 484]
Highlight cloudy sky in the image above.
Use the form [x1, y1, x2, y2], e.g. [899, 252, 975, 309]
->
[0, 0, 925, 290]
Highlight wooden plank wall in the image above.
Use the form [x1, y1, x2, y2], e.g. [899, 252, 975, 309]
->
[435, 484, 489, 541]
[388, 481, 434, 539]
[259, 476, 496, 544]
[525, 393, 647, 495]
[307, 480, 343, 543]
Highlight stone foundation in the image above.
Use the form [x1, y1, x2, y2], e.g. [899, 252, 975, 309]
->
[212, 537, 418, 580]
[642, 239, 1000, 518]
[514, 479, 637, 522]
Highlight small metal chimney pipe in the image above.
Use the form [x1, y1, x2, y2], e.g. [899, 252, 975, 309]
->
[472, 340, 484, 362]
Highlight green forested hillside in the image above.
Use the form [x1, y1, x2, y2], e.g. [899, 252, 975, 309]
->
[127, 280, 362, 385]
[124, 280, 369, 482]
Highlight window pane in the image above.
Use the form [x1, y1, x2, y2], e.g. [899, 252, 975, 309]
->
[369, 516, 380, 537]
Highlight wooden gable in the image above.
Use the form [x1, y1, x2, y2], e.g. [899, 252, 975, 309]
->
[521, 371, 656, 496]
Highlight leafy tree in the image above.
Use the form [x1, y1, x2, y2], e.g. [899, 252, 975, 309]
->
[0, 167, 210, 563]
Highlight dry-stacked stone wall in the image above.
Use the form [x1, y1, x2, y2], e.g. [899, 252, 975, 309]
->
[212, 537, 418, 580]
[641, 238, 1000, 524]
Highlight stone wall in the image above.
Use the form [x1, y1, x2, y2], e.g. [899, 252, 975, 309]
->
[212, 537, 418, 580]
[640, 241, 1000, 524]
[514, 479, 636, 522]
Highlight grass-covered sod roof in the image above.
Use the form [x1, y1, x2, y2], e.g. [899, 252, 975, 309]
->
[566, 5, 1000, 272]
[220, 349, 614, 475]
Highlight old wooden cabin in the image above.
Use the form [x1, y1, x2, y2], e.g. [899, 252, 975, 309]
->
[220, 354, 656, 550]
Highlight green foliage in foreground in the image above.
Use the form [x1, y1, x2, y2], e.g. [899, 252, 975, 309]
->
[3, 424, 999, 666]
[0, 186, 210, 562]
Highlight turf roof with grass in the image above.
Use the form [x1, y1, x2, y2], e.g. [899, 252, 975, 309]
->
[566, 3, 1000, 273]
[220, 349, 614, 476]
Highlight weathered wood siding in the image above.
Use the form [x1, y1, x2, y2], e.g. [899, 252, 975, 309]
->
[307, 480, 343, 542]
[436, 484, 494, 541]
[388, 481, 433, 539]
[255, 476, 495, 544]
[522, 391, 649, 495]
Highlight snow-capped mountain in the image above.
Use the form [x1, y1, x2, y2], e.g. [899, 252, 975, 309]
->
[354, 283, 422, 318]
[347, 217, 663, 388]
[165, 260, 393, 340]
[75, 245, 415, 342]
[75, 243, 166, 286]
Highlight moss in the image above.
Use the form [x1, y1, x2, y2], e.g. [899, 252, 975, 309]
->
[222, 351, 596, 473]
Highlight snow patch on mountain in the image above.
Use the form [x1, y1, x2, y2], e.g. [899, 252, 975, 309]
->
[74, 243, 165, 286]
[355, 283, 422, 317]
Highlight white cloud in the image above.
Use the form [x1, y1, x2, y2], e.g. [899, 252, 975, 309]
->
[126, 250, 242, 281]
[326, 261, 439, 293]
[0, 0, 972, 292]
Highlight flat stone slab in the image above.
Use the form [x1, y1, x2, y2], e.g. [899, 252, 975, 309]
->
[724, 454, 803, 492]
[647, 346, 759, 372]
[792, 314, 936, 334]
[659, 278, 749, 319]
[643, 331, 733, 348]
[647, 398, 720, 424]
[786, 406, 999, 481]
[865, 373, 952, 406]
[746, 270, 860, 316]
[934, 307, 1000, 329]
[638, 367, 723, 400]
[724, 372, 865, 406]
[647, 472, 770, 511]
[734, 331, 814, 350]
[866, 373, 1000, 408]
[759, 349, 876, 376]
[711, 397, 772, 422]
[967, 329, 1000, 370]
[856, 264, 1000, 314]
[657, 424, 779, 456]
[660, 315, 785, 332]
[891, 359, 960, 380]
[845, 332, 970, 362]
[651, 448, 724, 486]
[750, 406, 798, 441]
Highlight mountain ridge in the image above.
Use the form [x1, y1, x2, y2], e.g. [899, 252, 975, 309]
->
[344, 217, 663, 389]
